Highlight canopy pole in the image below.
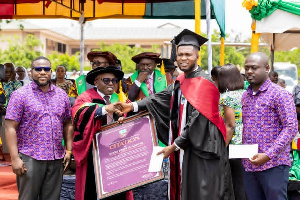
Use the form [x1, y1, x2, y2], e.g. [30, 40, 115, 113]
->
[195, 0, 201, 66]
[79, 13, 85, 75]
[48, 0, 81, 13]
[250, 20, 260, 53]
[220, 37, 225, 66]
[270, 33, 275, 71]
[206, 0, 212, 74]
[270, 49, 274, 71]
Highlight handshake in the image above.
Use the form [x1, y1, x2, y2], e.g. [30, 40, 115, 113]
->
[104, 102, 134, 117]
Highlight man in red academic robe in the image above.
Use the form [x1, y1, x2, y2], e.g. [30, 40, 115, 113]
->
[72, 66, 132, 200]
[125, 52, 167, 102]
[76, 51, 118, 94]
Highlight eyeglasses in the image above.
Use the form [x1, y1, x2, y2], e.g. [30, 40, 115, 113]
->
[90, 61, 109, 66]
[16, 71, 25, 73]
[33, 67, 51, 72]
[99, 78, 119, 85]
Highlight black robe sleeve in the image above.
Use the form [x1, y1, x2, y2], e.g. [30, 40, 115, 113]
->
[136, 85, 173, 145]
[127, 82, 141, 102]
[174, 103, 224, 159]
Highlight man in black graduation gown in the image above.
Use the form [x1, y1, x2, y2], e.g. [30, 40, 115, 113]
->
[114, 29, 234, 200]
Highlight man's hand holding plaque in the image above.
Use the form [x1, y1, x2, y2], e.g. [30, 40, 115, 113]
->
[92, 111, 164, 198]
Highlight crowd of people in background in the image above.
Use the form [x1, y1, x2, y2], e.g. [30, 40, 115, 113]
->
[0, 28, 299, 200]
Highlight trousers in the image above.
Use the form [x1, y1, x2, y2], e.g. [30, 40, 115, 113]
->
[17, 153, 63, 200]
[243, 165, 289, 200]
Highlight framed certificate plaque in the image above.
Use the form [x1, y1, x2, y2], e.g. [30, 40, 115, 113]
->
[92, 112, 164, 199]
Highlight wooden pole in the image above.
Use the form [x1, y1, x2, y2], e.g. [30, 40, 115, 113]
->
[195, 0, 201, 66]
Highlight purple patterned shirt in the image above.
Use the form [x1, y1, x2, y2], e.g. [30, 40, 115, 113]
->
[5, 81, 71, 160]
[242, 79, 297, 172]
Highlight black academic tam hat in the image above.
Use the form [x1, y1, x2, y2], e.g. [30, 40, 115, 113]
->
[174, 29, 208, 49]
[86, 66, 124, 85]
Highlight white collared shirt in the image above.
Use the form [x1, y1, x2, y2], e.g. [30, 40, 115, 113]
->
[97, 89, 111, 115]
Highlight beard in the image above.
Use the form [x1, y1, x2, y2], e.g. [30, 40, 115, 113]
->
[139, 70, 151, 79]
[147, 73, 151, 80]
[33, 78, 50, 87]
[178, 60, 198, 73]
[179, 65, 197, 73]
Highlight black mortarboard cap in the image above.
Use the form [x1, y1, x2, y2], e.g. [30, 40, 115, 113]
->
[170, 38, 177, 62]
[158, 59, 176, 70]
[174, 29, 208, 49]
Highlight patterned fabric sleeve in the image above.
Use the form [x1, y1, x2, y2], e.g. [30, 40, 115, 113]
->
[220, 93, 233, 108]
[62, 92, 72, 121]
[3, 80, 22, 102]
[219, 91, 243, 145]
[265, 92, 298, 160]
[15, 80, 22, 90]
[5, 90, 24, 122]
[68, 80, 79, 98]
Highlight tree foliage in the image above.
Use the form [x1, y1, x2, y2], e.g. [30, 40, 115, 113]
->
[0, 19, 24, 31]
[95, 42, 161, 74]
[200, 30, 246, 71]
[47, 52, 81, 71]
[0, 34, 43, 68]
[1, 29, 300, 77]
[274, 49, 300, 67]
[0, 34, 82, 71]
[274, 49, 300, 78]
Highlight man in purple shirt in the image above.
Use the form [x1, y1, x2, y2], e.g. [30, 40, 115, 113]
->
[242, 52, 297, 200]
[5, 56, 73, 200]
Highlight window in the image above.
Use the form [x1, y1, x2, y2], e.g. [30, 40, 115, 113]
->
[58, 43, 66, 53]
[71, 48, 80, 55]
[46, 39, 56, 51]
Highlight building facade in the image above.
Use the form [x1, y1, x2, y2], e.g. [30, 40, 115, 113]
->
[0, 20, 182, 61]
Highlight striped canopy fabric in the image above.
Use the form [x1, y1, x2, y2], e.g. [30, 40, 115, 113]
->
[0, 0, 225, 37]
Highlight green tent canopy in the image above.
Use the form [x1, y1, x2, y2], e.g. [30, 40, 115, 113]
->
[143, 0, 225, 37]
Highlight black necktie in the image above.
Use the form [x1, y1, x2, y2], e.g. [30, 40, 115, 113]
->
[104, 95, 113, 124]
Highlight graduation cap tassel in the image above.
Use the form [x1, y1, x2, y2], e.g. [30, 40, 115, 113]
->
[117, 81, 127, 103]
[170, 38, 177, 62]
[160, 60, 166, 75]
